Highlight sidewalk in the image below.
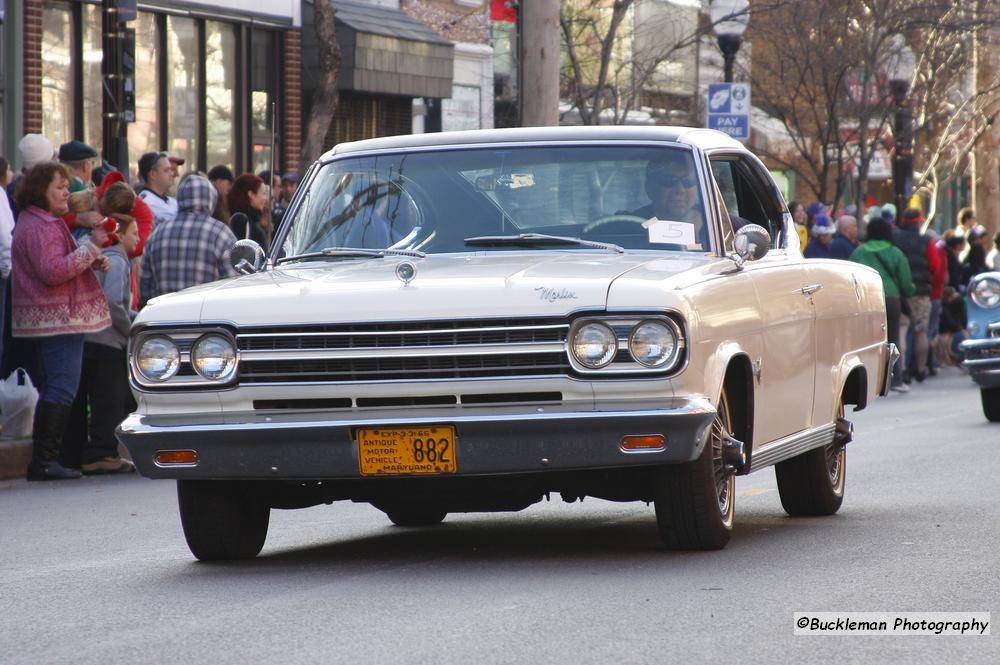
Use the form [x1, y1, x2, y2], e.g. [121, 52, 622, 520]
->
[0, 436, 31, 480]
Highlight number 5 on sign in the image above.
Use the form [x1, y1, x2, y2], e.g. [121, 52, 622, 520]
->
[646, 219, 697, 246]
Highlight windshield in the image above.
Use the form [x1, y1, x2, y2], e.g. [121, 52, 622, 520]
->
[278, 145, 709, 260]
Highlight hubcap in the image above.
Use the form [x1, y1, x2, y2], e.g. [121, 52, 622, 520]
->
[825, 404, 847, 496]
[711, 392, 736, 526]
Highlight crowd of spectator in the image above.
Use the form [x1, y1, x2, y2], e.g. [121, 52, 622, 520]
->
[0, 133, 298, 480]
[795, 198, 997, 393]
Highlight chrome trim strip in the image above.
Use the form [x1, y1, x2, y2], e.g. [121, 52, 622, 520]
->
[239, 341, 565, 362]
[961, 357, 1000, 367]
[749, 424, 837, 472]
[236, 324, 569, 338]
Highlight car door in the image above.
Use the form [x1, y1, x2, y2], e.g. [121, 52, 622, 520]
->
[709, 154, 817, 443]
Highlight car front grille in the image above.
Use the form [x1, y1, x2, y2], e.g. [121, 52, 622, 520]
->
[236, 318, 571, 384]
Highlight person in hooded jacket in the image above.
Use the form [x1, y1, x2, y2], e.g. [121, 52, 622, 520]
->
[138, 174, 238, 307]
[62, 213, 139, 474]
[850, 218, 915, 392]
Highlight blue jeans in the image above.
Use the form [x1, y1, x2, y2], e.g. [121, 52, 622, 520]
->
[36, 334, 86, 406]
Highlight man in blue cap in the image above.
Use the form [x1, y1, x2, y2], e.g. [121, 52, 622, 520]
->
[58, 140, 99, 192]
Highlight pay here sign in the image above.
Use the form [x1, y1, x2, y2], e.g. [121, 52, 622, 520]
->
[706, 83, 751, 141]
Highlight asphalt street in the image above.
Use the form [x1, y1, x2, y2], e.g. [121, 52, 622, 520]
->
[1, 366, 997, 664]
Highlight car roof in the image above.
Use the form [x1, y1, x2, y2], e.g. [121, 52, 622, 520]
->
[323, 125, 746, 160]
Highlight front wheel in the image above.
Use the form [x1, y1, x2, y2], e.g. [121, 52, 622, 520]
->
[177, 480, 270, 561]
[775, 404, 847, 517]
[981, 388, 1000, 422]
[653, 389, 735, 550]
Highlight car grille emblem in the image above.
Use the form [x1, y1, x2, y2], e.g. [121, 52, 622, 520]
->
[395, 261, 417, 285]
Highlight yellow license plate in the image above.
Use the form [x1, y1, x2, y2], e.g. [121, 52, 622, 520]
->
[357, 426, 457, 476]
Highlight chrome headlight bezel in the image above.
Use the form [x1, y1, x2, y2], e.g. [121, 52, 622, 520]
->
[567, 314, 686, 376]
[191, 334, 238, 381]
[570, 321, 619, 369]
[971, 276, 1000, 309]
[134, 335, 181, 383]
[129, 327, 239, 390]
[628, 319, 681, 368]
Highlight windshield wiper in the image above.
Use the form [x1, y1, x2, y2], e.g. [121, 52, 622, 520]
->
[463, 233, 625, 254]
[276, 247, 426, 265]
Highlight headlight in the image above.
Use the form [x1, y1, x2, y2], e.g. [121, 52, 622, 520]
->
[191, 334, 237, 381]
[571, 322, 618, 368]
[971, 277, 1000, 308]
[628, 320, 678, 368]
[136, 336, 180, 382]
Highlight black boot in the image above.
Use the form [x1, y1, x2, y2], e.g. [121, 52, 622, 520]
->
[26, 401, 81, 481]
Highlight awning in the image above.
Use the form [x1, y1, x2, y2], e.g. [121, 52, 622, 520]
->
[329, 0, 454, 99]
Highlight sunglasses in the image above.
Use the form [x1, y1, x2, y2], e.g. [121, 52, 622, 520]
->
[650, 173, 696, 188]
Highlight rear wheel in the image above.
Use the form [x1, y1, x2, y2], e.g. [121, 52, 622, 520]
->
[654, 389, 735, 550]
[981, 388, 1000, 422]
[775, 403, 847, 517]
[177, 480, 270, 561]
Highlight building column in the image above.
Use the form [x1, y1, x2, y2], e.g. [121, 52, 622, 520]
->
[23, 0, 44, 137]
[283, 29, 303, 174]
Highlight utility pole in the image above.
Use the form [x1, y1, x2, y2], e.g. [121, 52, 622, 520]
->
[519, 0, 560, 127]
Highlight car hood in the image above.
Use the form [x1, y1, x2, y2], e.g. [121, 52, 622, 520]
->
[136, 252, 716, 326]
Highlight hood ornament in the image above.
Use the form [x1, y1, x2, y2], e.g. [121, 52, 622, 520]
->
[395, 261, 417, 285]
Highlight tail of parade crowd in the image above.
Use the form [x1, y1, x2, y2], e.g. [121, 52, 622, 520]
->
[0, 133, 298, 481]
[0, 132, 994, 480]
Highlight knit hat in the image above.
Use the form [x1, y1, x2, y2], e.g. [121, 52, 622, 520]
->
[806, 201, 827, 217]
[866, 205, 882, 222]
[812, 215, 835, 235]
[18, 133, 55, 170]
[881, 203, 897, 220]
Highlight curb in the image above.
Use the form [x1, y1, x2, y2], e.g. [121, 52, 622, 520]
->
[0, 438, 30, 480]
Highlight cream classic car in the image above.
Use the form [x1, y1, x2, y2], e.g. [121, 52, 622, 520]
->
[117, 126, 896, 560]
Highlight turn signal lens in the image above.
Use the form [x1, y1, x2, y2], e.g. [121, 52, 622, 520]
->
[621, 434, 665, 451]
[154, 450, 199, 466]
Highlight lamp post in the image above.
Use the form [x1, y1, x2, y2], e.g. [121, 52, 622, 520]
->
[887, 34, 916, 217]
[710, 0, 750, 82]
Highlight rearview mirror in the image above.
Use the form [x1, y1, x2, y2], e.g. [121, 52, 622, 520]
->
[734, 224, 771, 262]
[230, 239, 266, 275]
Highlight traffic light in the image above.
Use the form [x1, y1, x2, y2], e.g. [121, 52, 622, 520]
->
[121, 27, 136, 123]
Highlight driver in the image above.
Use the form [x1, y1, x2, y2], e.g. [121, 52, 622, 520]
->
[628, 151, 703, 226]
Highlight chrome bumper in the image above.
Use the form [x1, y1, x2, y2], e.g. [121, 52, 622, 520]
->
[879, 343, 900, 397]
[961, 338, 1000, 388]
[116, 397, 717, 480]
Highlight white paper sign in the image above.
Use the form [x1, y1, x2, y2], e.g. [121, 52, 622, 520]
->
[645, 218, 697, 246]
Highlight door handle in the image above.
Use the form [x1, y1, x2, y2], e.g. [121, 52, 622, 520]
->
[801, 284, 823, 295]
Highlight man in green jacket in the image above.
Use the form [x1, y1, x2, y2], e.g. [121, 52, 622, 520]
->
[850, 218, 915, 392]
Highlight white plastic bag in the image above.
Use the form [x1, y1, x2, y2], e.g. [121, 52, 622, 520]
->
[0, 368, 38, 439]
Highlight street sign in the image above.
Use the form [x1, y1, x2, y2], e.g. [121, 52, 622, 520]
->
[707, 82, 751, 141]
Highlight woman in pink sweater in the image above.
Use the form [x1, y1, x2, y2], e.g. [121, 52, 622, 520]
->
[12, 162, 110, 481]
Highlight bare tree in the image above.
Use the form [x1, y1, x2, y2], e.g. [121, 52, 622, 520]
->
[301, 0, 342, 166]
[749, 0, 1000, 219]
[560, 0, 711, 126]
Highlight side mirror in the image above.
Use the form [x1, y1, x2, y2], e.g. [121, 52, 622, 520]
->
[230, 239, 266, 275]
[734, 224, 771, 262]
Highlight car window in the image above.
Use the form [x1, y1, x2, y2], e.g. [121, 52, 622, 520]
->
[709, 155, 782, 247]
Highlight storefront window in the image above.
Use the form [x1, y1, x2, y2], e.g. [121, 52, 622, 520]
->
[82, 3, 103, 156]
[128, 12, 159, 169]
[167, 16, 199, 169]
[251, 29, 275, 174]
[205, 21, 236, 172]
[41, 0, 74, 148]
